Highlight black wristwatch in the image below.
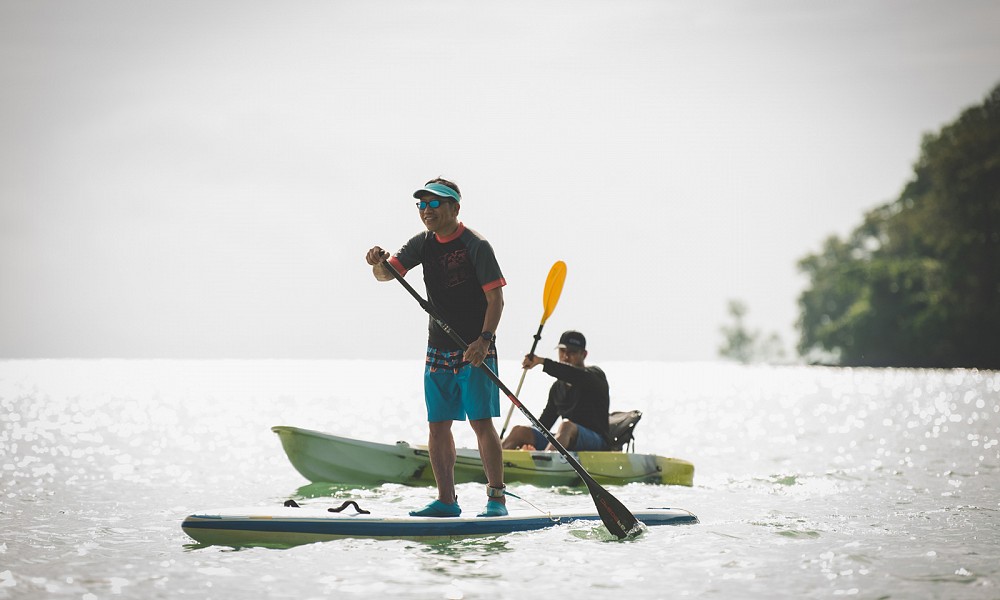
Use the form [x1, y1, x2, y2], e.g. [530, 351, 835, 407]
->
[480, 331, 494, 343]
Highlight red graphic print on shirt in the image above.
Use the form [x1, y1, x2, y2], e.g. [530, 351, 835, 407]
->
[439, 249, 470, 288]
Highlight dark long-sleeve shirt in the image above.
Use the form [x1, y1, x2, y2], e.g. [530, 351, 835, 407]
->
[537, 359, 610, 441]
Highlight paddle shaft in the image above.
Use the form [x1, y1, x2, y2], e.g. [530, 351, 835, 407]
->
[498, 322, 544, 438]
[381, 261, 638, 538]
[500, 260, 565, 439]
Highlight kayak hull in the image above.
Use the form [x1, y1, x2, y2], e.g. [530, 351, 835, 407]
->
[182, 505, 698, 547]
[272, 426, 694, 487]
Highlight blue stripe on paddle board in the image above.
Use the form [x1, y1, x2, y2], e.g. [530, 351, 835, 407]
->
[184, 515, 587, 537]
[182, 509, 697, 539]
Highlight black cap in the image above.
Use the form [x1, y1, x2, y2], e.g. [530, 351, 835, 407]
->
[556, 330, 586, 351]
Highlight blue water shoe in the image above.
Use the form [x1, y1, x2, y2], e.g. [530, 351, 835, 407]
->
[477, 500, 508, 518]
[409, 500, 461, 518]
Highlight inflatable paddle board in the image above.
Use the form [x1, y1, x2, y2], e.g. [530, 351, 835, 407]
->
[182, 503, 698, 547]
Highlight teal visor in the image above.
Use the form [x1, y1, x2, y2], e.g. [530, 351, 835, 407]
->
[412, 182, 461, 203]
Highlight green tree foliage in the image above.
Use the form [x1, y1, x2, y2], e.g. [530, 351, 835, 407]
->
[719, 299, 786, 364]
[719, 300, 755, 363]
[797, 83, 1000, 368]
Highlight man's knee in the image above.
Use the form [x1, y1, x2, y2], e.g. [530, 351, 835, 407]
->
[557, 420, 578, 435]
[502, 425, 531, 448]
[556, 420, 579, 444]
[469, 418, 498, 435]
[428, 420, 453, 439]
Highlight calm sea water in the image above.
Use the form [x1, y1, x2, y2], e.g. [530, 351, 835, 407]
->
[1, 360, 998, 599]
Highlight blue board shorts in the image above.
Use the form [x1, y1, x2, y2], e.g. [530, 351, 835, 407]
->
[530, 423, 609, 451]
[424, 346, 500, 422]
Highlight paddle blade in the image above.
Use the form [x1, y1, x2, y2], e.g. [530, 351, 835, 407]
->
[540, 260, 567, 323]
[584, 476, 641, 539]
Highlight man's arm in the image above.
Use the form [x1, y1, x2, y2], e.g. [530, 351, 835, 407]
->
[481, 286, 503, 340]
[542, 360, 599, 386]
[365, 246, 394, 281]
[464, 286, 503, 367]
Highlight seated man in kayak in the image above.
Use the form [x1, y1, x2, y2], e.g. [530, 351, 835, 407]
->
[502, 330, 611, 452]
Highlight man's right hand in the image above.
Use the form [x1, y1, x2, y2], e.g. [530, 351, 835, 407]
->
[365, 246, 389, 266]
[522, 354, 544, 370]
[366, 247, 394, 281]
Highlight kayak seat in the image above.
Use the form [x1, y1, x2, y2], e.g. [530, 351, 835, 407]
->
[608, 410, 643, 452]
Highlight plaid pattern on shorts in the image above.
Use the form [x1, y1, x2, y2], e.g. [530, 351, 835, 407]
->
[425, 346, 497, 374]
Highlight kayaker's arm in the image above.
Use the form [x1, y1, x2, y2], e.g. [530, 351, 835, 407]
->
[542, 359, 600, 387]
[522, 354, 545, 370]
[523, 356, 603, 399]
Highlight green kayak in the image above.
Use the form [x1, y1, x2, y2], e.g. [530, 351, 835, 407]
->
[272, 425, 694, 487]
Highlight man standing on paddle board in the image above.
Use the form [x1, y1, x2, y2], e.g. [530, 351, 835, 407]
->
[365, 178, 508, 518]
[502, 330, 611, 452]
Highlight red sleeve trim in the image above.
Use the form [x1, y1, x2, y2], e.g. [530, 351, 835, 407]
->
[482, 278, 506, 292]
[388, 256, 408, 276]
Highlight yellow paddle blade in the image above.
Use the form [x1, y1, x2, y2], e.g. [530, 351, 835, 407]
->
[540, 260, 567, 324]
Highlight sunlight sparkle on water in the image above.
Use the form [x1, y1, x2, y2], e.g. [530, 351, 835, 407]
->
[1, 360, 998, 598]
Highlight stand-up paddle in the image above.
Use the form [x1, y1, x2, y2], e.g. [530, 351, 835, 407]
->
[381, 260, 640, 539]
[499, 260, 567, 439]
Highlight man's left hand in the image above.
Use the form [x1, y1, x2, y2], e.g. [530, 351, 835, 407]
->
[464, 338, 490, 367]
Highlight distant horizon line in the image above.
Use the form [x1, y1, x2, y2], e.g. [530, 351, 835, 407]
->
[0, 356, 774, 364]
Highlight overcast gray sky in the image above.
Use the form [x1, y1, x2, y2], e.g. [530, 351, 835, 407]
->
[2, 0, 999, 361]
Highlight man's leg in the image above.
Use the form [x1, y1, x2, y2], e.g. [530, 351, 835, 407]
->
[470, 418, 505, 506]
[501, 425, 537, 450]
[551, 420, 579, 450]
[427, 420, 457, 504]
[461, 357, 506, 515]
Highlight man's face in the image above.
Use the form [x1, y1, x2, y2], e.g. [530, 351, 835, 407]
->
[558, 347, 586, 367]
[416, 195, 460, 233]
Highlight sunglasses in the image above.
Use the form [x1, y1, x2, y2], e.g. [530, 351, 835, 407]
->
[415, 199, 453, 210]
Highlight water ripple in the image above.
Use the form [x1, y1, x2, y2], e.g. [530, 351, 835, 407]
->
[1, 360, 998, 599]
